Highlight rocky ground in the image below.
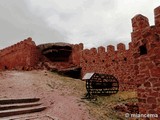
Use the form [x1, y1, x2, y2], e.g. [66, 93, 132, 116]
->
[0, 70, 138, 120]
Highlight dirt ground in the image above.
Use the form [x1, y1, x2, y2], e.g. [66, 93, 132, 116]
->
[0, 70, 96, 120]
[0, 70, 137, 120]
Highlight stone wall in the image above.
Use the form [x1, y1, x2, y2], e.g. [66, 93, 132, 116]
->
[79, 6, 160, 115]
[80, 42, 136, 91]
[0, 6, 159, 116]
[71, 43, 84, 65]
[131, 6, 160, 115]
[0, 37, 40, 70]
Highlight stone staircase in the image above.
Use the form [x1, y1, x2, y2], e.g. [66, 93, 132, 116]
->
[0, 98, 46, 118]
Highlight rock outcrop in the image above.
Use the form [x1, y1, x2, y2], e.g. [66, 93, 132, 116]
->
[37, 42, 82, 78]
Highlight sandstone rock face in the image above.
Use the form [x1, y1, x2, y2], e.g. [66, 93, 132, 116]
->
[37, 42, 83, 78]
[38, 43, 73, 62]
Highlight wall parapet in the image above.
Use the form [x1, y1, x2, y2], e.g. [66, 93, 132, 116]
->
[0, 37, 40, 70]
[131, 14, 150, 32]
[154, 6, 160, 27]
[0, 37, 35, 57]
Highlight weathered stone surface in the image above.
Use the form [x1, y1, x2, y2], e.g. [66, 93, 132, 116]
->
[154, 6, 160, 27]
[147, 97, 157, 104]
[38, 42, 73, 62]
[144, 81, 151, 87]
[37, 42, 83, 78]
[114, 103, 139, 114]
[0, 37, 41, 70]
[131, 14, 149, 31]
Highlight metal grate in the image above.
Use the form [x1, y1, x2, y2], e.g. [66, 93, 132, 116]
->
[84, 73, 119, 98]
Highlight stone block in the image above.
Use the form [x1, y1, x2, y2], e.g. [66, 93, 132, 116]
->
[144, 81, 151, 87]
[147, 97, 157, 104]
[131, 14, 149, 31]
[150, 67, 160, 77]
[154, 6, 160, 27]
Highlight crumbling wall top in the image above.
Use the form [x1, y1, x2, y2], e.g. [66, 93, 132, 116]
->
[131, 14, 149, 32]
[98, 46, 105, 53]
[154, 6, 160, 27]
[107, 45, 115, 53]
[78, 43, 84, 50]
[0, 37, 36, 57]
[117, 43, 126, 52]
[90, 47, 97, 54]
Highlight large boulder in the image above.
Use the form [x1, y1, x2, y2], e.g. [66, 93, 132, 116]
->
[37, 43, 81, 79]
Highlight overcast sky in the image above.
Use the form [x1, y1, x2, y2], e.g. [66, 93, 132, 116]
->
[0, 0, 159, 49]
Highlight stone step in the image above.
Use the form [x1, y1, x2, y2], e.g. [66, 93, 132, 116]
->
[0, 102, 42, 111]
[0, 98, 40, 105]
[2, 115, 55, 120]
[0, 105, 46, 117]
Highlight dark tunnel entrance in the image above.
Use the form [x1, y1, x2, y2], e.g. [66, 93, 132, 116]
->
[58, 67, 82, 79]
[43, 45, 72, 62]
[39, 43, 82, 79]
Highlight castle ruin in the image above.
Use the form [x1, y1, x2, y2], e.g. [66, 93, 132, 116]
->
[0, 6, 160, 115]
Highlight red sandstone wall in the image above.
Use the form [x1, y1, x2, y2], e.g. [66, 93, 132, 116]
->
[80, 9, 160, 117]
[80, 43, 136, 91]
[79, 6, 160, 116]
[0, 37, 41, 70]
[131, 6, 160, 115]
[71, 43, 83, 65]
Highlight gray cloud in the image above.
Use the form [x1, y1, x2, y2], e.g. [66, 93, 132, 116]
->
[0, 0, 65, 49]
[0, 0, 159, 49]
